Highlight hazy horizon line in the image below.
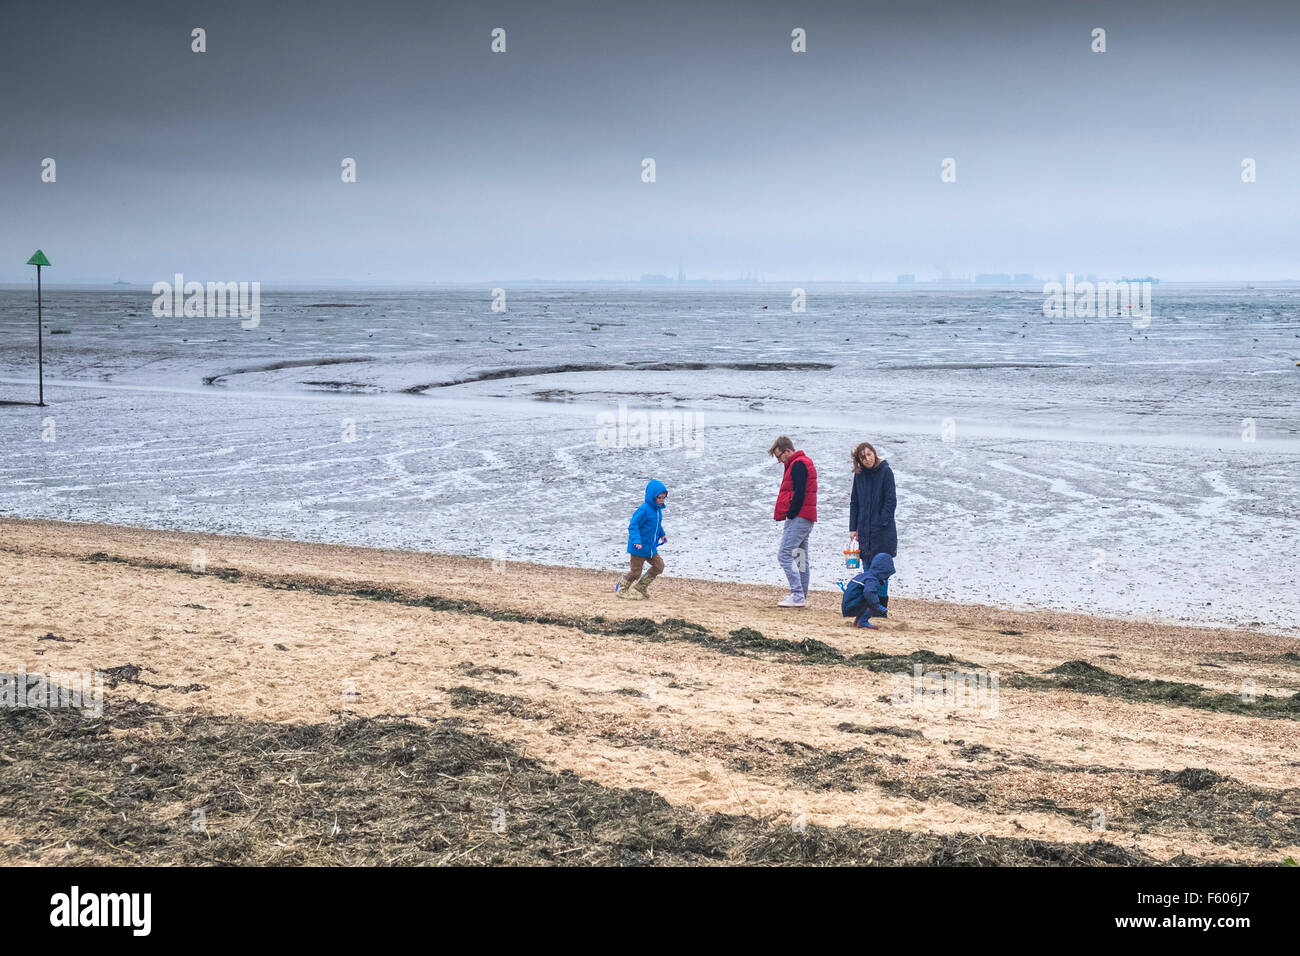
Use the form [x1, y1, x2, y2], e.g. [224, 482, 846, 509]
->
[4, 277, 1300, 290]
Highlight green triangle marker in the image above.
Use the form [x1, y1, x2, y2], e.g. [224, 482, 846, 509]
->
[28, 249, 51, 405]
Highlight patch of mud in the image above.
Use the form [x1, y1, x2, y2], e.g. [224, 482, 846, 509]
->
[202, 356, 375, 387]
[298, 381, 383, 393]
[883, 362, 1074, 371]
[402, 361, 835, 393]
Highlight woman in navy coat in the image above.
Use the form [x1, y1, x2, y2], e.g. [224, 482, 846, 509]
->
[849, 442, 897, 564]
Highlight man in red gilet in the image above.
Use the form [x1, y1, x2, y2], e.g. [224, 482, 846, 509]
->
[769, 436, 817, 608]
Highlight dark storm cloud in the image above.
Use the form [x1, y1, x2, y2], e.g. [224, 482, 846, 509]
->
[3, 0, 1298, 281]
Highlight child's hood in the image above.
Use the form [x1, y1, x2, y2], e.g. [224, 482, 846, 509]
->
[869, 553, 895, 578]
[644, 479, 667, 509]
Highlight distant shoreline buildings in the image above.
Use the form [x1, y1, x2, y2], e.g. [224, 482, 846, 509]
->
[895, 273, 1161, 286]
[637, 271, 1165, 286]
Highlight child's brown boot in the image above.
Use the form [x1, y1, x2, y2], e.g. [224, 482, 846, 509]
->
[633, 569, 659, 600]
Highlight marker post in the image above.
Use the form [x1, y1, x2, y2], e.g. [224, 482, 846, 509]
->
[27, 249, 50, 406]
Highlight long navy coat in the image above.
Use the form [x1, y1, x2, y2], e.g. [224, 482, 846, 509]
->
[849, 460, 898, 561]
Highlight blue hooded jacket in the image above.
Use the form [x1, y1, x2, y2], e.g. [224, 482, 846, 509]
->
[626, 479, 668, 557]
[841, 553, 895, 618]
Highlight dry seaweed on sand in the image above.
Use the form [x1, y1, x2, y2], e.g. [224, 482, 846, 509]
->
[725, 628, 844, 663]
[0, 700, 1254, 867]
[445, 686, 551, 721]
[846, 649, 981, 673]
[71, 552, 915, 669]
[100, 663, 206, 694]
[1008, 660, 1300, 720]
[835, 723, 924, 738]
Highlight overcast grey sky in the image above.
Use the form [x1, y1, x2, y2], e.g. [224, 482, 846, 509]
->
[3, 0, 1299, 282]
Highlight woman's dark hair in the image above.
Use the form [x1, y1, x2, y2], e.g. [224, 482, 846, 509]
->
[851, 441, 879, 474]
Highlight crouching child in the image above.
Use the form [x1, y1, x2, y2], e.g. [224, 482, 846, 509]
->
[841, 554, 895, 629]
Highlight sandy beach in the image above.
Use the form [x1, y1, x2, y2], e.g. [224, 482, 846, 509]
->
[1, 516, 1295, 865]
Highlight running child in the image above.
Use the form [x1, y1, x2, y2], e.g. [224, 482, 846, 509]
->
[615, 479, 668, 600]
